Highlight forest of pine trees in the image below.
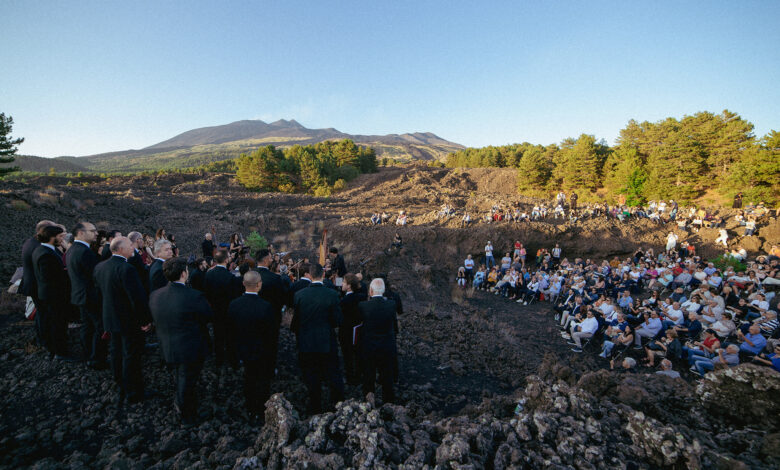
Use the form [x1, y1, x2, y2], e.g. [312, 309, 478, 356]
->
[236, 139, 377, 196]
[445, 110, 779, 205]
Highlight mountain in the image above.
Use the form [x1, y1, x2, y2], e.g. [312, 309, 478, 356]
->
[58, 120, 464, 172]
[1, 155, 91, 173]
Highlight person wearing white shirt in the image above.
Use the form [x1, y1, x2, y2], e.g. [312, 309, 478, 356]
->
[570, 310, 599, 352]
[484, 242, 494, 270]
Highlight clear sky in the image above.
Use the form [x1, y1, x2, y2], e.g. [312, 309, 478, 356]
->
[2, 1, 779, 157]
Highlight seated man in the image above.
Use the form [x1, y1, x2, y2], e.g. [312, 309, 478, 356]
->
[736, 324, 767, 356]
[634, 311, 662, 348]
[655, 359, 681, 379]
[691, 344, 739, 376]
[673, 311, 703, 341]
[569, 309, 599, 353]
[751, 343, 780, 372]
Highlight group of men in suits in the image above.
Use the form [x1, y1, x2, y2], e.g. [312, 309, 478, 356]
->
[19, 220, 401, 424]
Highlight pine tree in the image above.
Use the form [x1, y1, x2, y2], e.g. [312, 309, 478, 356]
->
[516, 146, 551, 191]
[0, 113, 24, 176]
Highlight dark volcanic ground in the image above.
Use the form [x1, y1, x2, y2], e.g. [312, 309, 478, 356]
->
[1, 167, 779, 469]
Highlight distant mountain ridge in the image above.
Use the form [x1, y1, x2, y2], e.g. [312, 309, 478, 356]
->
[57, 119, 464, 172]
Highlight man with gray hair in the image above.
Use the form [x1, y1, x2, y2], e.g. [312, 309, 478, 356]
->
[655, 359, 681, 378]
[150, 238, 173, 292]
[358, 277, 398, 403]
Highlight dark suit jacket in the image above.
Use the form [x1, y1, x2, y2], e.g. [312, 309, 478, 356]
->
[339, 291, 366, 339]
[94, 256, 150, 333]
[332, 255, 347, 277]
[99, 243, 112, 261]
[19, 237, 40, 297]
[256, 266, 288, 319]
[189, 268, 206, 292]
[149, 259, 168, 292]
[149, 282, 213, 364]
[66, 241, 100, 308]
[358, 296, 398, 353]
[291, 283, 342, 353]
[128, 250, 150, 293]
[32, 245, 70, 306]
[228, 293, 275, 362]
[291, 277, 312, 295]
[204, 266, 243, 319]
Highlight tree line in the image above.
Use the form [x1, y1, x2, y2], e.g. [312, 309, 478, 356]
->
[236, 139, 377, 196]
[445, 110, 779, 205]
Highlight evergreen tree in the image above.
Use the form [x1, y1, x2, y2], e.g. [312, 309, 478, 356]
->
[604, 146, 647, 205]
[516, 146, 551, 191]
[644, 121, 707, 202]
[236, 145, 284, 191]
[0, 113, 23, 176]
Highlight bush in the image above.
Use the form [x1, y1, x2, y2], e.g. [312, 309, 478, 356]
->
[313, 185, 332, 197]
[710, 254, 746, 273]
[246, 231, 268, 256]
[332, 179, 347, 192]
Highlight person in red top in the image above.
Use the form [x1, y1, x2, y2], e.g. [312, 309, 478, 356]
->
[683, 328, 720, 365]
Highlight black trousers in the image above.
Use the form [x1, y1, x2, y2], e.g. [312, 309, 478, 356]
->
[109, 331, 144, 401]
[79, 305, 106, 363]
[36, 301, 68, 356]
[339, 331, 359, 383]
[243, 358, 272, 416]
[362, 348, 395, 404]
[298, 350, 344, 415]
[212, 317, 237, 369]
[173, 361, 202, 421]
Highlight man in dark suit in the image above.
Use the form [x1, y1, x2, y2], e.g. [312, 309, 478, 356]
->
[228, 270, 275, 423]
[100, 229, 122, 261]
[67, 221, 107, 368]
[358, 278, 398, 404]
[32, 224, 73, 359]
[19, 220, 55, 345]
[340, 274, 366, 384]
[256, 249, 289, 371]
[188, 258, 208, 292]
[204, 250, 243, 370]
[291, 263, 344, 415]
[94, 236, 151, 403]
[127, 231, 150, 293]
[329, 247, 347, 288]
[291, 264, 312, 294]
[149, 238, 174, 292]
[149, 257, 213, 425]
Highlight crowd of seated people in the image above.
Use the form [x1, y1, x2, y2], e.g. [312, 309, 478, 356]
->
[457, 238, 780, 378]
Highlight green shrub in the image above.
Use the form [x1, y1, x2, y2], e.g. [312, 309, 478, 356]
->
[246, 231, 268, 256]
[710, 254, 746, 273]
[313, 185, 332, 197]
[10, 200, 30, 211]
[332, 179, 346, 192]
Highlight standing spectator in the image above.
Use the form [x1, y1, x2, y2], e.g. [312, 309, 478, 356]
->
[485, 241, 495, 270]
[228, 271, 275, 424]
[67, 221, 107, 368]
[463, 255, 475, 282]
[665, 232, 678, 253]
[359, 278, 398, 404]
[290, 263, 344, 414]
[733, 192, 743, 209]
[150, 258, 213, 425]
[93, 237, 151, 404]
[569, 192, 578, 212]
[32, 224, 72, 360]
[205, 250, 243, 371]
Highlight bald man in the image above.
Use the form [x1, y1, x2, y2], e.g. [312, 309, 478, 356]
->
[228, 271, 275, 423]
[94, 236, 151, 404]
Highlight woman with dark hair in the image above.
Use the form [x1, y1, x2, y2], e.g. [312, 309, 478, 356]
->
[155, 228, 166, 241]
[167, 233, 179, 257]
[229, 233, 243, 261]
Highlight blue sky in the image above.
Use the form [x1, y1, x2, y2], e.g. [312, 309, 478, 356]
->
[2, 1, 778, 157]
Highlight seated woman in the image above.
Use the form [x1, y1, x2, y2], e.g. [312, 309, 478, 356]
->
[472, 267, 486, 290]
[683, 328, 720, 364]
[600, 324, 634, 359]
[643, 329, 682, 367]
[456, 267, 467, 288]
[485, 267, 499, 291]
